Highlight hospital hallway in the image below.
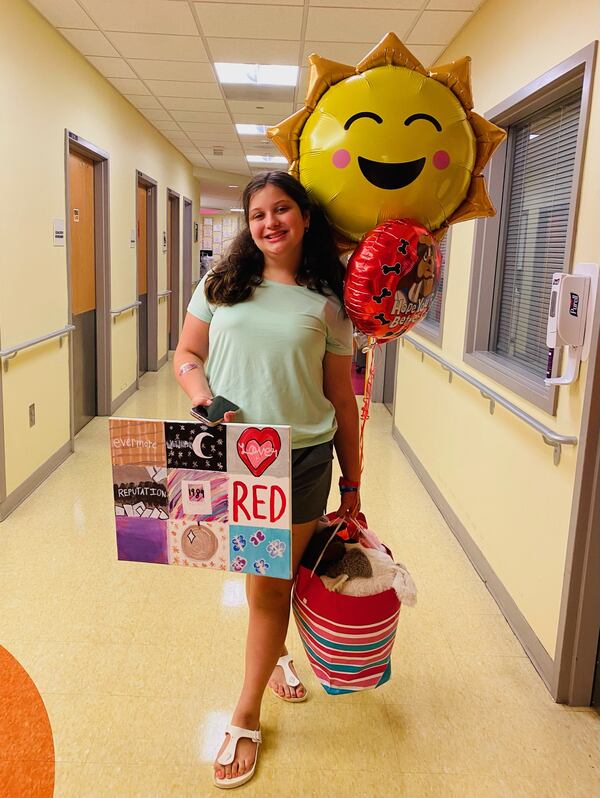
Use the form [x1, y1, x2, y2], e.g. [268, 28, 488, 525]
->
[0, 360, 598, 798]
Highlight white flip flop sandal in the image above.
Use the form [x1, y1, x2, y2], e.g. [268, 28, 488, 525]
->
[270, 654, 308, 703]
[214, 724, 261, 790]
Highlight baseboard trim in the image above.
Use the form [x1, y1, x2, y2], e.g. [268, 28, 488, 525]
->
[392, 423, 556, 696]
[157, 353, 167, 370]
[110, 380, 138, 414]
[0, 440, 72, 522]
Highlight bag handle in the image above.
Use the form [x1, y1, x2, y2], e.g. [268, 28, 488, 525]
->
[309, 517, 347, 579]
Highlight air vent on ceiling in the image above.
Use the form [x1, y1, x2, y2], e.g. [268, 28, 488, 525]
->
[213, 147, 224, 156]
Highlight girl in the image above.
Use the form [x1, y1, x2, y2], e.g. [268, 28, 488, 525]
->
[174, 171, 360, 789]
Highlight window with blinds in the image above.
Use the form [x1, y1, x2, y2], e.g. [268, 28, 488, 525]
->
[491, 89, 582, 377]
[425, 233, 448, 327]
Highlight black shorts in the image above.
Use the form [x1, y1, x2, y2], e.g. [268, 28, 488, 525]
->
[291, 440, 334, 524]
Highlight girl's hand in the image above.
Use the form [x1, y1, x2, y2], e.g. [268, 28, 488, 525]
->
[191, 395, 237, 424]
[335, 489, 361, 520]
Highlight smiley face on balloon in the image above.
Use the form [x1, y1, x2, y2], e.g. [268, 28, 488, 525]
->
[269, 32, 506, 245]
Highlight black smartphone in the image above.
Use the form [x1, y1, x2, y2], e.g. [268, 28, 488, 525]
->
[190, 396, 239, 426]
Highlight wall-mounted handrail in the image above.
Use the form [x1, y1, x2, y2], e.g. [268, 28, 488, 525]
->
[111, 300, 141, 318]
[0, 324, 75, 371]
[157, 289, 172, 298]
[402, 335, 578, 466]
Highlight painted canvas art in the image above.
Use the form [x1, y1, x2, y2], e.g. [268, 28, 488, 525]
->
[109, 418, 292, 579]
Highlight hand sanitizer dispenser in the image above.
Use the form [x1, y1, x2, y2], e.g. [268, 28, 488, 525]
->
[545, 263, 598, 386]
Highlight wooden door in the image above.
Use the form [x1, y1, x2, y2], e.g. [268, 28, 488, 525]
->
[166, 197, 172, 349]
[68, 150, 97, 433]
[137, 183, 148, 376]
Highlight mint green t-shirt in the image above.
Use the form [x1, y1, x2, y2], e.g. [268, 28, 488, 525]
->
[187, 276, 353, 449]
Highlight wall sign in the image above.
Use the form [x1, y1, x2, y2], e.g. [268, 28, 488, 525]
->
[109, 417, 292, 579]
[53, 219, 65, 246]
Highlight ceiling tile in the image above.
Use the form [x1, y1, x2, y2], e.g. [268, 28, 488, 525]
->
[125, 94, 162, 109]
[207, 37, 300, 65]
[153, 121, 185, 131]
[204, 156, 249, 170]
[29, 0, 96, 29]
[198, 147, 244, 157]
[408, 43, 445, 66]
[59, 28, 119, 57]
[173, 111, 232, 124]
[407, 10, 471, 44]
[302, 40, 377, 65]
[105, 32, 208, 61]
[145, 80, 222, 98]
[427, 0, 484, 9]
[188, 134, 241, 144]
[183, 123, 237, 134]
[194, 3, 303, 40]
[139, 108, 174, 122]
[305, 7, 416, 42]
[227, 100, 294, 116]
[164, 132, 192, 143]
[160, 97, 228, 112]
[79, 0, 196, 35]
[106, 76, 151, 95]
[232, 114, 286, 126]
[87, 56, 136, 79]
[310, 0, 419, 6]
[181, 121, 237, 133]
[129, 60, 215, 82]
[222, 85, 295, 103]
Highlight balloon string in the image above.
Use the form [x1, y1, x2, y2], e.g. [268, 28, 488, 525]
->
[358, 339, 378, 477]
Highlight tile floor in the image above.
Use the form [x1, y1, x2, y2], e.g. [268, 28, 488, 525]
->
[0, 363, 598, 797]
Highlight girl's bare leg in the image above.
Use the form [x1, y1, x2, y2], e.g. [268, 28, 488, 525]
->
[214, 518, 319, 781]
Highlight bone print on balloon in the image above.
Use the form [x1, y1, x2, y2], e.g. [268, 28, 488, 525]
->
[109, 418, 292, 579]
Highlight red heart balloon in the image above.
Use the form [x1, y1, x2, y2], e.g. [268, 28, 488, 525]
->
[344, 219, 441, 342]
[236, 427, 281, 478]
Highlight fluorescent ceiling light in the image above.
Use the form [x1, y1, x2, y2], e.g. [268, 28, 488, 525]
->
[246, 155, 287, 164]
[215, 63, 298, 86]
[230, 208, 244, 212]
[228, 184, 239, 188]
[236, 124, 267, 136]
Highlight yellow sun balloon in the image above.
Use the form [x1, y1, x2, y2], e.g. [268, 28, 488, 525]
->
[268, 32, 506, 245]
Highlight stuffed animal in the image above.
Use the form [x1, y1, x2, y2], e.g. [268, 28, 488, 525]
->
[323, 547, 373, 592]
[321, 543, 417, 606]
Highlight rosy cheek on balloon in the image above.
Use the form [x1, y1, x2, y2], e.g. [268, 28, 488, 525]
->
[332, 149, 351, 169]
[433, 150, 450, 170]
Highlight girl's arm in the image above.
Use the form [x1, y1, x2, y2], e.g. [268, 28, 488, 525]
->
[323, 352, 361, 517]
[173, 313, 236, 422]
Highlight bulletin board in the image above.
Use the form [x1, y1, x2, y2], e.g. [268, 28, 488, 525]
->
[110, 418, 292, 579]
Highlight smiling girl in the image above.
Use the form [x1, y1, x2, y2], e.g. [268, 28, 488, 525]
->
[173, 171, 361, 789]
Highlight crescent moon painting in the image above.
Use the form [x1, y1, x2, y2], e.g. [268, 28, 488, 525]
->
[192, 432, 214, 459]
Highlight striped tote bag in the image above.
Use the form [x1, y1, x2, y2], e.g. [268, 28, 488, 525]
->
[292, 562, 401, 695]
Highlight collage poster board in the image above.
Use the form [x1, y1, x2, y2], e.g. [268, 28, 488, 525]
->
[109, 418, 292, 579]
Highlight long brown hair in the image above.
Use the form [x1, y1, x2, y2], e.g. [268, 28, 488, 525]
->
[204, 171, 345, 308]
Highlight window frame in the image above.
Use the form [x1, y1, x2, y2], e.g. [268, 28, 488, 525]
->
[464, 42, 596, 414]
[416, 227, 452, 346]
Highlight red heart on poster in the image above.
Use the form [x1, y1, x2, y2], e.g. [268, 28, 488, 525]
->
[237, 428, 281, 478]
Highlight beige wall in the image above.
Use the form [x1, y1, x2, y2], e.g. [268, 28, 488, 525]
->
[0, 0, 200, 497]
[395, 0, 599, 656]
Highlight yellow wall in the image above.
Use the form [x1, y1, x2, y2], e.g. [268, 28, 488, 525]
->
[0, 0, 200, 496]
[395, 0, 600, 656]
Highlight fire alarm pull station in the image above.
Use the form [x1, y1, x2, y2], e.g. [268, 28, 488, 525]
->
[545, 263, 598, 386]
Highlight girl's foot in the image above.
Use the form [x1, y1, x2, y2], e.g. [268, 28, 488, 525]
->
[268, 654, 306, 701]
[214, 716, 260, 784]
